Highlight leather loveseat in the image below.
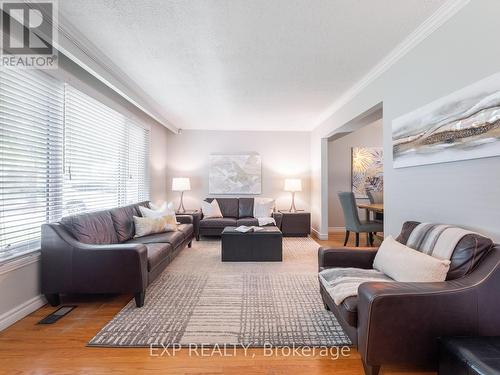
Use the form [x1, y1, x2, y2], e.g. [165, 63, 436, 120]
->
[318, 221, 500, 375]
[199, 197, 283, 237]
[41, 201, 194, 307]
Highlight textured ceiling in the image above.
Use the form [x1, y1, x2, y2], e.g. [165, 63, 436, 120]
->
[59, 0, 446, 131]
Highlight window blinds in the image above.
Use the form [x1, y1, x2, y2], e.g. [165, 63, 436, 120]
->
[0, 69, 64, 258]
[0, 71, 150, 260]
[63, 86, 150, 216]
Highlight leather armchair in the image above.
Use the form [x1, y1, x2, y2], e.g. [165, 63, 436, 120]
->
[319, 241, 500, 375]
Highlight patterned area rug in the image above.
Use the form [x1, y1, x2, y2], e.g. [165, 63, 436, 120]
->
[88, 237, 350, 347]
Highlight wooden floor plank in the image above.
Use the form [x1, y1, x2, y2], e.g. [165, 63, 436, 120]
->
[0, 233, 434, 375]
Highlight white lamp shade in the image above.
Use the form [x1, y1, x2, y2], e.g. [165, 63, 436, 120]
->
[172, 177, 191, 191]
[284, 178, 302, 192]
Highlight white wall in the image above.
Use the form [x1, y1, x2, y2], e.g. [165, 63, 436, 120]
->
[164, 130, 311, 211]
[328, 119, 383, 228]
[311, 0, 500, 242]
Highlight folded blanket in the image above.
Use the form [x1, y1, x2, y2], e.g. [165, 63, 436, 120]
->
[319, 268, 393, 305]
[257, 217, 276, 226]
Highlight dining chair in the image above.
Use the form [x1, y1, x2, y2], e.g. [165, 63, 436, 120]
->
[366, 189, 384, 222]
[338, 191, 383, 246]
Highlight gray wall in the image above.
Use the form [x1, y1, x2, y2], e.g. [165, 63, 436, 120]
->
[165, 130, 311, 211]
[328, 119, 383, 228]
[311, 0, 500, 242]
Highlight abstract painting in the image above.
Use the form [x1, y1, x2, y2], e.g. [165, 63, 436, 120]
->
[351, 147, 383, 198]
[209, 154, 261, 194]
[393, 73, 500, 168]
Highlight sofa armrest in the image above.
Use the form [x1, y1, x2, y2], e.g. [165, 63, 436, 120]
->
[318, 246, 378, 271]
[176, 215, 193, 225]
[356, 247, 500, 369]
[272, 212, 283, 229]
[41, 224, 148, 294]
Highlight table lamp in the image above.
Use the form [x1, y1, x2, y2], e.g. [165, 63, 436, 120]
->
[172, 177, 191, 213]
[284, 178, 302, 212]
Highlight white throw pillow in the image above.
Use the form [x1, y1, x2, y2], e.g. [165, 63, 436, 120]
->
[201, 199, 223, 218]
[149, 201, 175, 212]
[133, 215, 177, 238]
[140, 203, 175, 219]
[373, 236, 451, 282]
[253, 198, 275, 218]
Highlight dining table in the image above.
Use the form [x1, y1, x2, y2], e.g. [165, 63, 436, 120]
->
[357, 203, 384, 221]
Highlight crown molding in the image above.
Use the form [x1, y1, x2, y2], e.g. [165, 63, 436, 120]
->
[310, 0, 471, 130]
[55, 13, 179, 134]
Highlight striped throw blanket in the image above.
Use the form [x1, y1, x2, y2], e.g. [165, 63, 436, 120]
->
[321, 223, 476, 305]
[406, 223, 476, 260]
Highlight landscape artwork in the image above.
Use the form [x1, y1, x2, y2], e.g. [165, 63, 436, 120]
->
[209, 154, 262, 194]
[392, 73, 500, 168]
[351, 147, 383, 198]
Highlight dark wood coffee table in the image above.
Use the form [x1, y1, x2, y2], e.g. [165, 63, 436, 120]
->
[221, 227, 283, 261]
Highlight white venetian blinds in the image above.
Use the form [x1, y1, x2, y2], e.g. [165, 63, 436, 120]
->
[63, 86, 150, 215]
[0, 70, 150, 260]
[0, 69, 64, 257]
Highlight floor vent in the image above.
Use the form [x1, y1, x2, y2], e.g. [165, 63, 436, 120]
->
[38, 306, 76, 324]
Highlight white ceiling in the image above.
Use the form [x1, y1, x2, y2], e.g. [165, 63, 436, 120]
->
[59, 0, 446, 131]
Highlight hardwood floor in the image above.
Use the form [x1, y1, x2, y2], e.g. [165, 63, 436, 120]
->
[0, 233, 434, 375]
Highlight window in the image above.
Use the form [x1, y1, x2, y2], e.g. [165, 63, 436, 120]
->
[63, 86, 150, 215]
[0, 70, 150, 261]
[0, 69, 64, 258]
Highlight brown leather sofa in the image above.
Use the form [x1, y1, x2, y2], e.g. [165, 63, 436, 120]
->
[199, 197, 283, 237]
[41, 201, 194, 308]
[318, 221, 499, 375]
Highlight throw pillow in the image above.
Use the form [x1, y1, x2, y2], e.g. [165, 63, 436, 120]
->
[149, 201, 175, 212]
[139, 203, 175, 219]
[253, 198, 275, 218]
[373, 235, 450, 282]
[133, 215, 177, 238]
[201, 199, 223, 218]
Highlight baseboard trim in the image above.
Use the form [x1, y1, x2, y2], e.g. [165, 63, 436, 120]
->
[328, 227, 345, 233]
[311, 228, 328, 240]
[0, 295, 46, 332]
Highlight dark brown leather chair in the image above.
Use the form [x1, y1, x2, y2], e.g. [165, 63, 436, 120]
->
[41, 202, 194, 307]
[318, 221, 499, 375]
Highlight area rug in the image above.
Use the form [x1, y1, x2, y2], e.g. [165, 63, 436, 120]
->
[88, 237, 351, 347]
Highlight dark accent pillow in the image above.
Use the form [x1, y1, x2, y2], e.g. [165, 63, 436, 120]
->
[395, 221, 493, 280]
[61, 210, 118, 245]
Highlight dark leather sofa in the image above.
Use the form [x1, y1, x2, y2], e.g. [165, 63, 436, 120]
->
[41, 201, 194, 307]
[199, 197, 283, 237]
[318, 221, 500, 375]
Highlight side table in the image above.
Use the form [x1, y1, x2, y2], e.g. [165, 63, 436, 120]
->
[278, 211, 311, 237]
[176, 210, 201, 241]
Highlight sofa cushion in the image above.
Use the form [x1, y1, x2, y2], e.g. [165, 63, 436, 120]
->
[237, 217, 259, 226]
[396, 221, 493, 280]
[199, 217, 237, 228]
[61, 210, 118, 245]
[177, 223, 194, 240]
[206, 198, 238, 218]
[109, 204, 141, 242]
[239, 198, 254, 218]
[128, 230, 185, 248]
[146, 243, 172, 271]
